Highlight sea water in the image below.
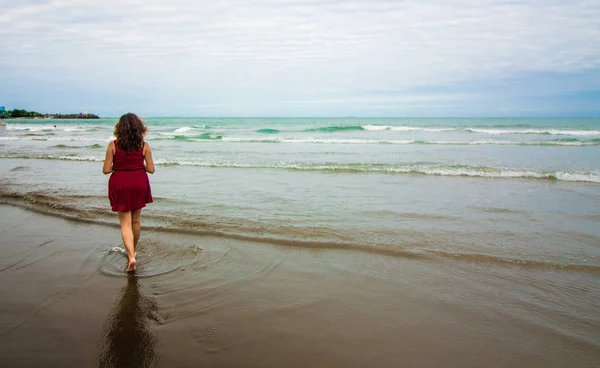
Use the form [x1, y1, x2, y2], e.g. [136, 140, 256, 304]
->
[0, 117, 599, 269]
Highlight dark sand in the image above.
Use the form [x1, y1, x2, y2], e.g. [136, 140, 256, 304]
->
[0, 204, 598, 367]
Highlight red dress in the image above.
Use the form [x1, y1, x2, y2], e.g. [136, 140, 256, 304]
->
[108, 140, 153, 212]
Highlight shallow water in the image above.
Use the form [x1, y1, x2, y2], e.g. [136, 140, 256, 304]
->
[0, 117, 599, 270]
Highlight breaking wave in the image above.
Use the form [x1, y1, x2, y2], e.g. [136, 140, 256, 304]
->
[466, 128, 600, 136]
[2, 153, 598, 182]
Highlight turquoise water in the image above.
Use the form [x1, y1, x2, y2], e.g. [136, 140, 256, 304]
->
[1, 117, 599, 268]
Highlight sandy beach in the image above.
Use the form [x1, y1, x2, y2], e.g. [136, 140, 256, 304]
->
[0, 203, 598, 367]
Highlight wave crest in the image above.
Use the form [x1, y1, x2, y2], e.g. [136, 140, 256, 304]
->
[2, 153, 598, 183]
[304, 125, 364, 132]
[467, 128, 600, 136]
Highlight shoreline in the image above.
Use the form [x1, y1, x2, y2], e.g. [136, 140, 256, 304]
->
[0, 204, 599, 367]
[1, 193, 599, 273]
[0, 116, 100, 120]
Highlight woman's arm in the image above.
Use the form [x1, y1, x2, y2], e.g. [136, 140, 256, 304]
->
[102, 141, 115, 174]
[144, 142, 155, 174]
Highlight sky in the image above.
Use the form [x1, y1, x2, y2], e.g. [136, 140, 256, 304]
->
[1, 0, 599, 117]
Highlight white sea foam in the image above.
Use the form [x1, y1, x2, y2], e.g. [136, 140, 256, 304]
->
[391, 126, 455, 132]
[147, 159, 600, 183]
[468, 128, 600, 136]
[64, 127, 95, 132]
[7, 125, 56, 132]
[431, 139, 598, 146]
[2, 134, 597, 146]
[3, 152, 598, 183]
[107, 246, 127, 255]
[159, 128, 201, 137]
[6, 126, 32, 131]
[0, 135, 112, 142]
[29, 127, 54, 132]
[174, 136, 599, 146]
[0, 154, 103, 161]
[279, 138, 383, 144]
[363, 125, 388, 131]
[58, 155, 103, 161]
[363, 125, 455, 132]
[174, 126, 194, 133]
[221, 137, 281, 143]
[554, 172, 600, 183]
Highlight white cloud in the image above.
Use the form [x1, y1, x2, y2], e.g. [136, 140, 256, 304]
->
[1, 0, 599, 115]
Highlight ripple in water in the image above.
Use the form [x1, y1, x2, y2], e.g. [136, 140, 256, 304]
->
[99, 240, 202, 278]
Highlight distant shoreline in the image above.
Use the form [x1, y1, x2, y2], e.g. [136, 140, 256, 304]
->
[0, 114, 100, 119]
[0, 109, 100, 119]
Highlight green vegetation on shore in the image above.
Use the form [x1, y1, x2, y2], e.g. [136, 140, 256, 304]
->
[0, 109, 99, 119]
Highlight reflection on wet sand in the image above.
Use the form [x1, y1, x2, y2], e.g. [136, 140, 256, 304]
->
[98, 275, 159, 368]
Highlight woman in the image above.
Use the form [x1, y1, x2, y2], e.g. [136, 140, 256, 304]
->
[103, 113, 155, 272]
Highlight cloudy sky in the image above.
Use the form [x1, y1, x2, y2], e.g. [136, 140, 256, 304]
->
[1, 0, 599, 117]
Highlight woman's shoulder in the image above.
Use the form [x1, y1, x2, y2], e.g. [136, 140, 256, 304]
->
[105, 140, 116, 154]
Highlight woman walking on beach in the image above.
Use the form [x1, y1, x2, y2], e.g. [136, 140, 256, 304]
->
[103, 113, 155, 272]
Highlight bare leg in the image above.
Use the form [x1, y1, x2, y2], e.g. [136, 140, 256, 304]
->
[132, 208, 142, 251]
[118, 211, 136, 272]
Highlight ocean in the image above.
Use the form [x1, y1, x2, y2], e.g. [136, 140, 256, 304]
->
[1, 117, 599, 271]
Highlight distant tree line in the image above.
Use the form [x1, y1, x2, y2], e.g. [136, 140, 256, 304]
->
[0, 109, 99, 119]
[2, 109, 42, 118]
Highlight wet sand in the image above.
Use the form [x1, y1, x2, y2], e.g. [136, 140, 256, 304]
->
[0, 203, 598, 367]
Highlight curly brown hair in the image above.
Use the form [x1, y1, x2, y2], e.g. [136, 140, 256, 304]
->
[114, 113, 147, 152]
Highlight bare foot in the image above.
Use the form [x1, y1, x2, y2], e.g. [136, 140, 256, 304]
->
[126, 257, 137, 272]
